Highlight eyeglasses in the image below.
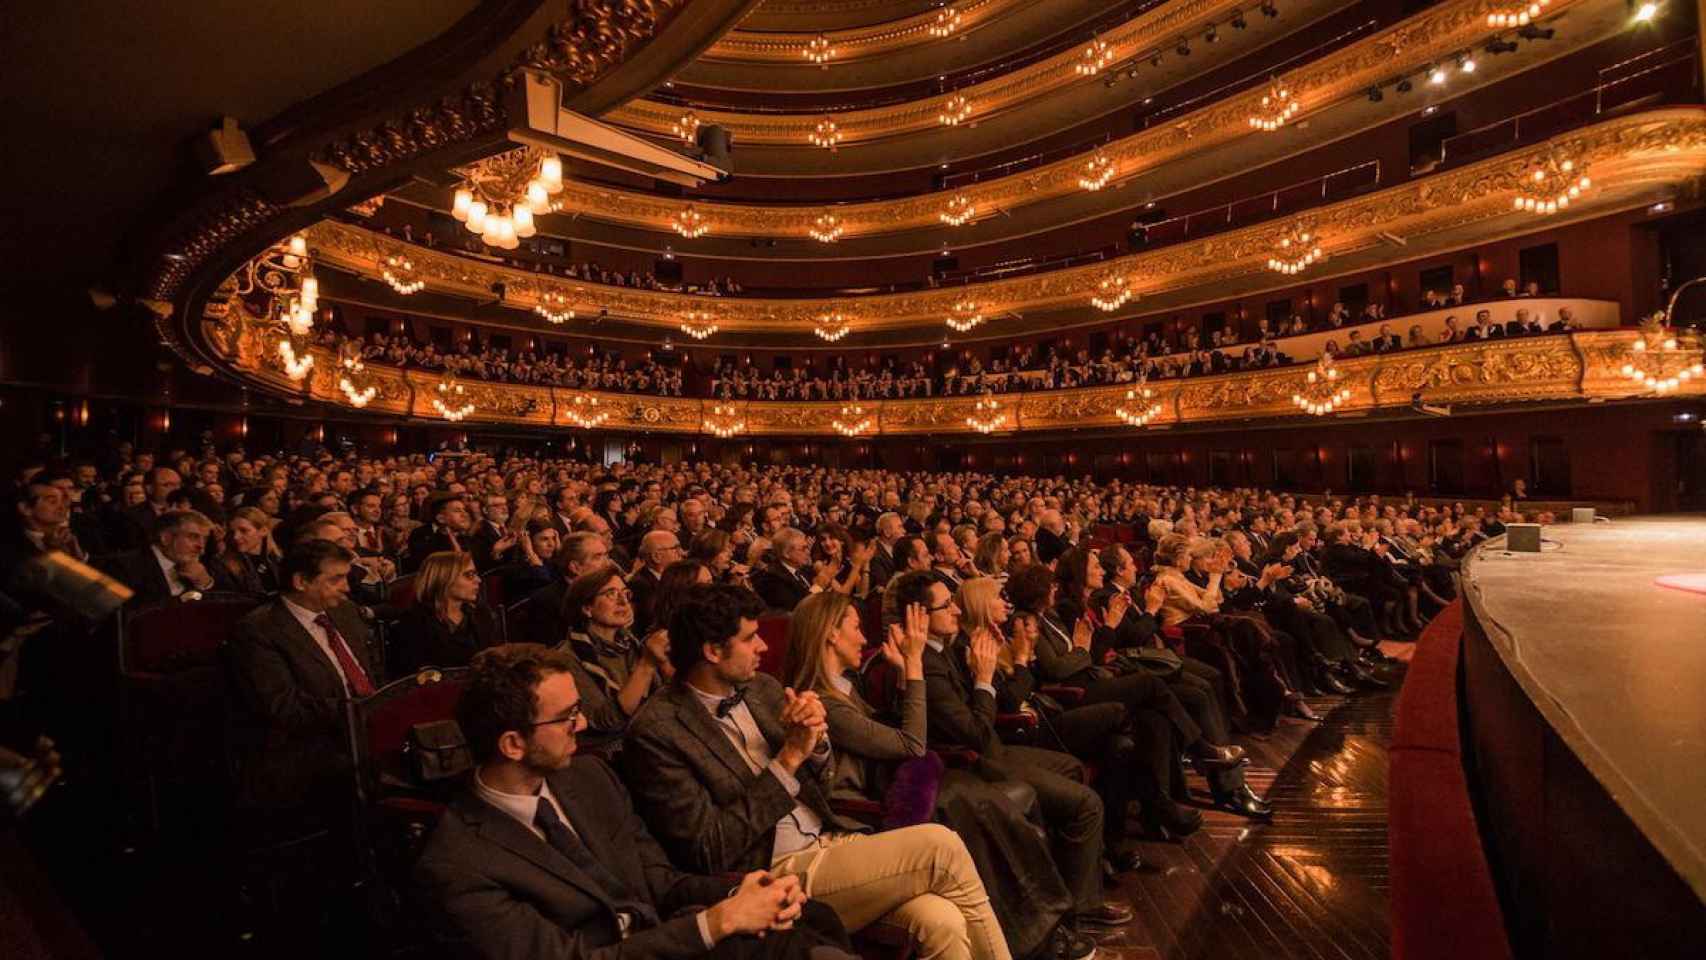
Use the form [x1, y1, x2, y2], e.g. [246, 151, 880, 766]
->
[596, 587, 634, 602]
[528, 703, 584, 729]
[926, 599, 954, 612]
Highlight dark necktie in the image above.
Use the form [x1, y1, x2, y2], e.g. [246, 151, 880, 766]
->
[715, 686, 747, 718]
[313, 612, 377, 698]
[533, 797, 657, 926]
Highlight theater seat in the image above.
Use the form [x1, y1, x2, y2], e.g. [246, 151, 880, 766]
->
[384, 574, 419, 610]
[757, 614, 791, 678]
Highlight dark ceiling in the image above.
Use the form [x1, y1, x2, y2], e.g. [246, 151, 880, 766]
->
[0, 0, 478, 301]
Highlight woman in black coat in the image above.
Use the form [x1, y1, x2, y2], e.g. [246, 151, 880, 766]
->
[388, 550, 504, 677]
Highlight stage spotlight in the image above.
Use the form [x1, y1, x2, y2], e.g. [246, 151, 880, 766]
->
[1631, 1, 1659, 22]
[1396, 77, 1413, 93]
[1175, 38, 1191, 56]
[1367, 86, 1384, 102]
[1231, 9, 1248, 28]
[1428, 63, 1448, 85]
[1458, 53, 1477, 73]
[1205, 26, 1218, 43]
[1150, 52, 1163, 67]
[1260, 1, 1279, 17]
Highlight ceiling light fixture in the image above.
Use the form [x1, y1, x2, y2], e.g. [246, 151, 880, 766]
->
[804, 34, 835, 65]
[672, 112, 701, 146]
[1428, 63, 1449, 85]
[338, 352, 377, 408]
[810, 117, 842, 150]
[381, 254, 424, 295]
[929, 5, 962, 38]
[947, 296, 985, 332]
[1292, 353, 1352, 415]
[965, 393, 1008, 433]
[1115, 378, 1163, 426]
[1078, 150, 1116, 191]
[563, 394, 610, 429]
[1076, 39, 1115, 77]
[1091, 273, 1136, 311]
[940, 193, 976, 226]
[672, 204, 709, 238]
[1249, 76, 1300, 131]
[808, 210, 844, 243]
[1632, 1, 1659, 21]
[704, 402, 746, 438]
[814, 311, 852, 341]
[1513, 150, 1591, 215]
[1622, 315, 1702, 392]
[433, 374, 476, 422]
[450, 148, 557, 250]
[1458, 52, 1477, 72]
[832, 404, 874, 437]
[1267, 221, 1325, 274]
[938, 93, 972, 126]
[680, 309, 719, 340]
[278, 337, 315, 381]
[534, 290, 575, 324]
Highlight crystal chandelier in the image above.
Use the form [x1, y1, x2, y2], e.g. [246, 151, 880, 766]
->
[672, 205, 709, 239]
[534, 290, 575, 324]
[673, 112, 701, 145]
[947, 297, 984, 332]
[1091, 274, 1135, 312]
[1621, 316, 1703, 393]
[1075, 39, 1114, 77]
[1291, 353, 1353, 415]
[338, 351, 377, 408]
[235, 233, 319, 381]
[1488, 0, 1549, 27]
[1513, 152, 1591, 215]
[433, 374, 476, 421]
[1115, 379, 1163, 427]
[564, 394, 611, 428]
[704, 402, 746, 438]
[381, 253, 424, 295]
[277, 337, 315, 381]
[929, 6, 962, 37]
[938, 93, 972, 126]
[965, 393, 1008, 434]
[804, 34, 835, 65]
[814, 312, 851, 341]
[680, 309, 719, 340]
[1248, 77, 1299, 131]
[940, 193, 976, 226]
[809, 211, 844, 243]
[1078, 151, 1115, 191]
[832, 404, 874, 436]
[1267, 222, 1324, 274]
[810, 117, 842, 150]
[451, 147, 561, 250]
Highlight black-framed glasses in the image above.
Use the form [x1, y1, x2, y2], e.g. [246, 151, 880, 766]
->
[596, 587, 634, 602]
[926, 599, 954, 612]
[528, 703, 584, 729]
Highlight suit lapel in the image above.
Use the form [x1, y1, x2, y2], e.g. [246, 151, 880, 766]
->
[456, 791, 622, 913]
[666, 686, 761, 782]
[268, 602, 346, 697]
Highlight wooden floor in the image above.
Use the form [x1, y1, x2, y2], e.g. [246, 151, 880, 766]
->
[1094, 653, 1408, 960]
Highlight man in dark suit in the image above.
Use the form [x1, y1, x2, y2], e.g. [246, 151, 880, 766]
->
[99, 509, 231, 607]
[623, 584, 1012, 960]
[928, 531, 975, 593]
[415, 643, 854, 960]
[225, 538, 383, 815]
[630, 530, 683, 636]
[405, 493, 482, 573]
[118, 466, 182, 550]
[865, 512, 904, 591]
[749, 528, 822, 613]
[892, 571, 1134, 934]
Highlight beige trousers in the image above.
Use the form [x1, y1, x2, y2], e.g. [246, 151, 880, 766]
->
[772, 825, 1012, 960]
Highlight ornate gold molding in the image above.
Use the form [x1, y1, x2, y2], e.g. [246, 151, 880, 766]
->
[559, 0, 1614, 239]
[308, 107, 1706, 334]
[705, 0, 1013, 63]
[211, 303, 1703, 435]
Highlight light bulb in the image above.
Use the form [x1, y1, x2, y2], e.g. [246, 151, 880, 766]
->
[527, 181, 550, 213]
[540, 155, 563, 191]
[452, 188, 472, 220]
[513, 205, 536, 238]
[466, 200, 487, 233]
[289, 234, 307, 258]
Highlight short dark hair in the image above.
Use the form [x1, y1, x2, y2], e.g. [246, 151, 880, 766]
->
[1004, 563, 1055, 614]
[666, 583, 763, 678]
[458, 644, 581, 765]
[280, 538, 353, 591]
[430, 494, 464, 522]
[894, 535, 924, 566]
[888, 569, 940, 613]
[563, 562, 625, 632]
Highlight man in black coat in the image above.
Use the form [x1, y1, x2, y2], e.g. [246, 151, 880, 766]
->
[416, 643, 853, 960]
[99, 509, 232, 608]
[749, 528, 820, 613]
[225, 539, 383, 815]
[404, 493, 483, 573]
[118, 466, 182, 550]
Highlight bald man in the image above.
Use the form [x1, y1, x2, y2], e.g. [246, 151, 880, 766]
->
[629, 529, 683, 635]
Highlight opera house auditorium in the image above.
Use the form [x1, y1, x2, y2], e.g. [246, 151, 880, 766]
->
[6, 1, 1706, 958]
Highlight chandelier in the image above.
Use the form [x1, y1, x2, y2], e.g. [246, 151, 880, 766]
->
[1621, 316, 1704, 393]
[1488, 0, 1549, 27]
[1075, 39, 1115, 77]
[381, 253, 424, 295]
[804, 33, 835, 65]
[1267, 222, 1324, 274]
[433, 374, 476, 421]
[814, 312, 852, 341]
[940, 193, 976, 226]
[673, 112, 701, 145]
[672, 205, 709, 239]
[1078, 150, 1115, 191]
[1091, 274, 1135, 312]
[534, 290, 575, 324]
[938, 93, 972, 126]
[1513, 152, 1591, 215]
[929, 6, 962, 37]
[235, 233, 319, 380]
[1115, 380, 1163, 427]
[277, 337, 315, 381]
[563, 394, 611, 428]
[1291, 353, 1353, 415]
[808, 211, 844, 243]
[450, 147, 560, 250]
[832, 404, 874, 436]
[947, 297, 984, 332]
[810, 117, 842, 150]
[965, 393, 1009, 434]
[338, 352, 378, 408]
[1248, 77, 1299, 131]
[704, 402, 746, 438]
[680, 309, 719, 340]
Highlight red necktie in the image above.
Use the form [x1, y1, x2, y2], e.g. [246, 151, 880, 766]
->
[314, 612, 377, 698]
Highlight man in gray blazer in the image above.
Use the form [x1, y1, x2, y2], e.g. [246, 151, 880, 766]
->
[415, 643, 855, 960]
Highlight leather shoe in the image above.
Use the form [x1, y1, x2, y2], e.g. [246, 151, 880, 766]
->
[1319, 668, 1355, 695]
[1080, 901, 1136, 927]
[1049, 925, 1098, 960]
[1216, 783, 1273, 820]
[1286, 697, 1323, 722]
[1105, 846, 1144, 873]
[1349, 661, 1390, 690]
[1142, 803, 1205, 841]
[1192, 743, 1246, 771]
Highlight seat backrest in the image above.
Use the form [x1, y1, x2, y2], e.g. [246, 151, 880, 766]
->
[757, 615, 791, 679]
[481, 574, 506, 610]
[860, 652, 901, 714]
[124, 598, 259, 675]
[386, 574, 419, 609]
[354, 667, 471, 801]
[860, 591, 887, 649]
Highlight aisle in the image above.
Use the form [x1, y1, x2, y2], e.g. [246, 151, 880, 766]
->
[1096, 674, 1405, 960]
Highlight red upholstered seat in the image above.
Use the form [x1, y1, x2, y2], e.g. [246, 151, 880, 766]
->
[757, 614, 790, 679]
[353, 667, 471, 801]
[385, 574, 419, 609]
[122, 598, 258, 677]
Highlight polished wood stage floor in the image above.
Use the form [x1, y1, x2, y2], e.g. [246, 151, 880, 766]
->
[1097, 648, 1410, 960]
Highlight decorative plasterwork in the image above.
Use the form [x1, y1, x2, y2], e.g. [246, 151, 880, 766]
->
[565, 0, 1608, 237]
[213, 315, 1703, 434]
[309, 108, 1706, 334]
[705, 0, 1012, 63]
[610, 0, 1259, 144]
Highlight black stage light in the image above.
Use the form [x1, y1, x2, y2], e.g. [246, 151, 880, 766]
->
[1205, 26, 1218, 43]
[1261, 1, 1279, 17]
[1396, 77, 1413, 93]
[1175, 38, 1191, 56]
[1150, 51, 1163, 67]
[1367, 86, 1384, 102]
[1232, 10, 1248, 28]
[1517, 24, 1555, 39]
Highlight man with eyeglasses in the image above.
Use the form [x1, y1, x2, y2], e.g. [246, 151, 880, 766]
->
[630, 530, 684, 635]
[417, 643, 857, 960]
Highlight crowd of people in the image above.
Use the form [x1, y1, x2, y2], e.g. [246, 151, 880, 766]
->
[2, 438, 1544, 959]
[318, 328, 686, 396]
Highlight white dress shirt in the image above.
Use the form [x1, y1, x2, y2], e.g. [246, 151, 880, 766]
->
[686, 682, 830, 861]
[151, 545, 191, 597]
[281, 596, 353, 694]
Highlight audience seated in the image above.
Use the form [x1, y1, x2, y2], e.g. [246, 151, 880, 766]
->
[388, 550, 505, 677]
[100, 509, 231, 606]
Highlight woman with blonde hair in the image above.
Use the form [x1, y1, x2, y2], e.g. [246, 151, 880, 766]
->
[971, 532, 1009, 583]
[782, 592, 1073, 959]
[220, 505, 281, 595]
[388, 550, 504, 676]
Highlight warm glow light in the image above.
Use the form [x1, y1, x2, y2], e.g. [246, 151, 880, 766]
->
[1633, 1, 1658, 22]
[938, 93, 972, 126]
[947, 297, 985, 332]
[1075, 39, 1115, 77]
[964, 393, 1008, 433]
[705, 402, 746, 437]
[810, 117, 842, 149]
[1091, 274, 1135, 312]
[809, 211, 844, 243]
[814, 312, 852, 341]
[539, 155, 563, 192]
[1292, 353, 1354, 415]
[929, 6, 962, 38]
[1267, 222, 1325, 274]
[1249, 77, 1300, 132]
[1078, 151, 1115, 191]
[564, 394, 610, 428]
[1115, 383, 1163, 427]
[673, 205, 709, 239]
[940, 193, 976, 226]
[1514, 152, 1592, 216]
[804, 34, 835, 65]
[833, 404, 874, 436]
[382, 255, 424, 295]
[534, 291, 575, 324]
[680, 310, 718, 340]
[452, 189, 472, 221]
